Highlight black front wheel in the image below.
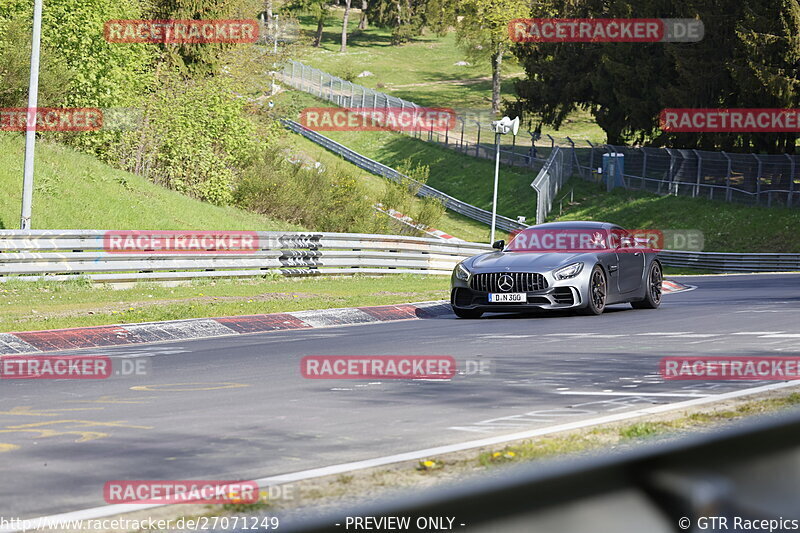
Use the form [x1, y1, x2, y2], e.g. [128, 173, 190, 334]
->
[631, 261, 663, 309]
[453, 307, 483, 319]
[578, 265, 607, 315]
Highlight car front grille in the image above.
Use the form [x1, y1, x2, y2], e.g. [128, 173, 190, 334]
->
[470, 272, 548, 293]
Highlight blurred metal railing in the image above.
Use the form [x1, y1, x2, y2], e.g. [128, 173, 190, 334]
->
[282, 408, 800, 533]
[281, 119, 527, 233]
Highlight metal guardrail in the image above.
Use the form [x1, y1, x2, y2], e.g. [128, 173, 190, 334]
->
[657, 250, 800, 272]
[531, 147, 570, 224]
[1, 231, 798, 281]
[281, 119, 527, 233]
[0, 230, 492, 283]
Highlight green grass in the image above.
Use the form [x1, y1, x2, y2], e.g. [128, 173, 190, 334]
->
[277, 90, 536, 226]
[552, 177, 800, 252]
[0, 274, 449, 332]
[284, 132, 493, 242]
[0, 133, 300, 231]
[291, 9, 607, 143]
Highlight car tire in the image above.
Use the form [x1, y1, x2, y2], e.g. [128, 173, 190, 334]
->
[453, 307, 483, 319]
[631, 261, 662, 309]
[578, 265, 606, 315]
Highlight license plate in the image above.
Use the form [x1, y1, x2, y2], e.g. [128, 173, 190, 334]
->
[488, 292, 526, 303]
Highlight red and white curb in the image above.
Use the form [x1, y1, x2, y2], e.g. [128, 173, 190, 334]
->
[662, 279, 694, 294]
[0, 302, 452, 355]
[0, 280, 692, 356]
[374, 204, 464, 242]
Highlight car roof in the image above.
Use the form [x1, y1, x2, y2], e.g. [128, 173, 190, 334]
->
[524, 221, 619, 230]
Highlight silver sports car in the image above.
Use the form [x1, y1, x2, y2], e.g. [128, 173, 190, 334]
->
[450, 221, 663, 318]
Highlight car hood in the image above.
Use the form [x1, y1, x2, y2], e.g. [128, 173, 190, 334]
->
[467, 251, 593, 272]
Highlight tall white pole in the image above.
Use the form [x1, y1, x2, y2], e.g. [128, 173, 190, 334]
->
[20, 0, 44, 230]
[273, 15, 279, 55]
[490, 131, 501, 244]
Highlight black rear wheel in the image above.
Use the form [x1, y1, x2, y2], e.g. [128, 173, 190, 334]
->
[631, 261, 662, 309]
[578, 265, 606, 315]
[453, 307, 483, 319]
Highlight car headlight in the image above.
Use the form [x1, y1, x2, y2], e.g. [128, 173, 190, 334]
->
[455, 263, 471, 281]
[554, 262, 583, 280]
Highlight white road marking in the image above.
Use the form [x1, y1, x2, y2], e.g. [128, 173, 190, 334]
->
[10, 381, 799, 533]
[635, 332, 693, 336]
[558, 391, 710, 398]
[758, 334, 800, 338]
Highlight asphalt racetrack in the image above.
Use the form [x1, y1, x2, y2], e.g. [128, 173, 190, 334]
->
[2, 273, 800, 519]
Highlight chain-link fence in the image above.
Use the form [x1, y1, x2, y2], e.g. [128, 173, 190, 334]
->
[278, 60, 800, 215]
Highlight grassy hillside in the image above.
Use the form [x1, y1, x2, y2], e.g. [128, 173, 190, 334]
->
[292, 9, 606, 144]
[0, 133, 301, 231]
[277, 90, 537, 227]
[553, 178, 800, 253]
[283, 132, 493, 242]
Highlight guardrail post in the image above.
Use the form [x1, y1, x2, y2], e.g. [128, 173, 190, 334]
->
[528, 131, 538, 167]
[787, 154, 795, 207]
[640, 147, 647, 190]
[693, 149, 702, 198]
[475, 121, 481, 157]
[754, 154, 763, 206]
[587, 140, 595, 180]
[722, 151, 733, 202]
[666, 148, 675, 193]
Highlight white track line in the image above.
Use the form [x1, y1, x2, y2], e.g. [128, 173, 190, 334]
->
[7, 380, 800, 533]
[557, 391, 710, 398]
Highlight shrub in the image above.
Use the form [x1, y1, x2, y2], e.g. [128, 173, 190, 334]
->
[234, 147, 390, 233]
[112, 75, 259, 205]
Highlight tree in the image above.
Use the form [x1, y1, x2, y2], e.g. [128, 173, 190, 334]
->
[358, 0, 368, 29]
[511, 0, 800, 153]
[148, 0, 261, 76]
[366, 0, 428, 44]
[428, 0, 529, 114]
[288, 0, 330, 46]
[340, 0, 351, 51]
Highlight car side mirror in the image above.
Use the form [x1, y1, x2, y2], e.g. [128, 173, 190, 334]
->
[492, 240, 505, 250]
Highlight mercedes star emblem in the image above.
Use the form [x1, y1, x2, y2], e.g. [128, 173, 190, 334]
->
[498, 274, 514, 292]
